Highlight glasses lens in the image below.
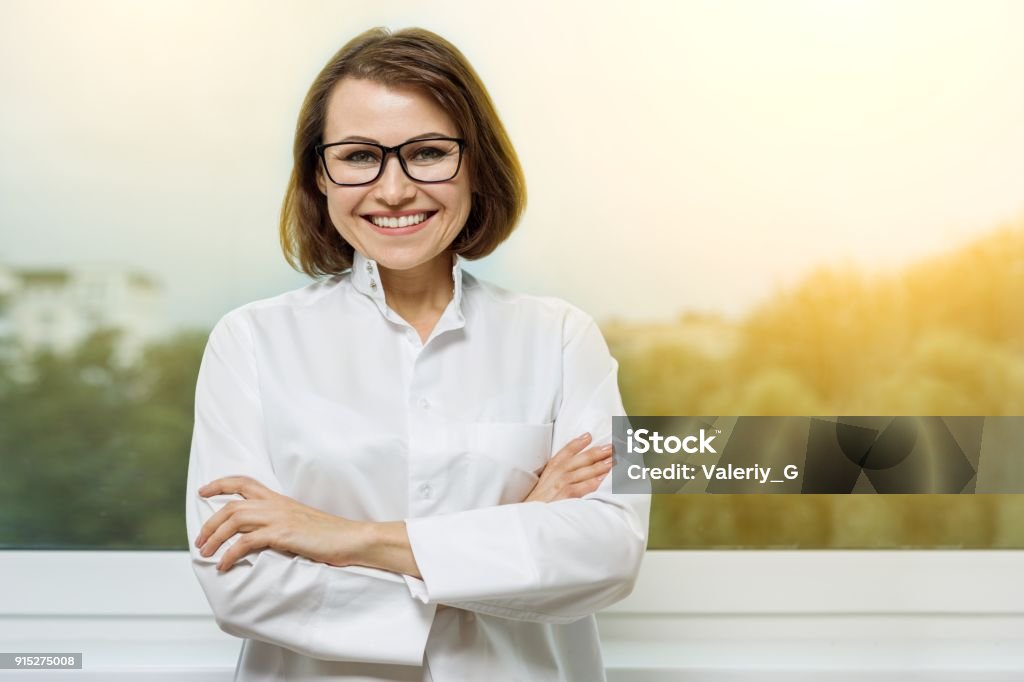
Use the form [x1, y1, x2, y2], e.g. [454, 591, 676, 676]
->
[322, 144, 383, 185]
[400, 139, 461, 182]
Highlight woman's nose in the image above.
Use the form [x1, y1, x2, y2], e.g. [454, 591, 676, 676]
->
[373, 154, 416, 204]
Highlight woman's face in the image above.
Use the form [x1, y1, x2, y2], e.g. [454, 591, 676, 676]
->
[316, 77, 472, 274]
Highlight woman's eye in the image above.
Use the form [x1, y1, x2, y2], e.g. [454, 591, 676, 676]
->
[343, 151, 379, 165]
[411, 146, 445, 161]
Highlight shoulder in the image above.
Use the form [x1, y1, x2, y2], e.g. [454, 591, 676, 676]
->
[463, 270, 600, 347]
[209, 274, 348, 343]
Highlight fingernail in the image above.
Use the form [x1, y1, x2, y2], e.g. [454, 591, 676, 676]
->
[194, 536, 203, 547]
[578, 433, 592, 442]
[599, 444, 614, 453]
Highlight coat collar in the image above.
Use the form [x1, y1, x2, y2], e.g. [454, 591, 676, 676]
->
[351, 250, 466, 334]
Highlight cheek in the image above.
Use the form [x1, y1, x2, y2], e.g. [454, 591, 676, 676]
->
[451, 184, 473, 219]
[323, 193, 360, 237]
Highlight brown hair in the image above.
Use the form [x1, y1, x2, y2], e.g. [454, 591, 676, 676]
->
[279, 27, 527, 277]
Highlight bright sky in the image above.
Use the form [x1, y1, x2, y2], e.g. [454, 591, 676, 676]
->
[1, 0, 1022, 329]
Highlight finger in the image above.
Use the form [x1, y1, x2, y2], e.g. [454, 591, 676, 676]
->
[197, 498, 271, 548]
[550, 433, 592, 465]
[199, 509, 255, 559]
[568, 443, 614, 470]
[195, 499, 245, 548]
[567, 476, 606, 499]
[568, 456, 614, 484]
[198, 476, 274, 502]
[217, 530, 270, 572]
[545, 476, 600, 502]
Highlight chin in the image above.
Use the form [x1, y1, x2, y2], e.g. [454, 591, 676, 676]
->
[364, 246, 435, 272]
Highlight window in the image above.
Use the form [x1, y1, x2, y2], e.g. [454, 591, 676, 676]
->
[2, 4, 1022, 552]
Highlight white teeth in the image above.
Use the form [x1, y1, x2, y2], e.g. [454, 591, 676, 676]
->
[369, 212, 430, 228]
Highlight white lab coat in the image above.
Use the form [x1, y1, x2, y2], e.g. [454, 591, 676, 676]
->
[184, 250, 651, 681]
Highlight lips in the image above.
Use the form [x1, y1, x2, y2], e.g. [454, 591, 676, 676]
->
[361, 210, 438, 229]
[361, 210, 438, 236]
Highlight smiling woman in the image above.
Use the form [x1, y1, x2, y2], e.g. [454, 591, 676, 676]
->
[184, 26, 650, 682]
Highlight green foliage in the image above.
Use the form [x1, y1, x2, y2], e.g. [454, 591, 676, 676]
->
[0, 328, 207, 548]
[605, 224, 1024, 548]
[610, 225, 1024, 419]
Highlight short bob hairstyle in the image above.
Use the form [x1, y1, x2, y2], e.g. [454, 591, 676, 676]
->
[280, 27, 527, 278]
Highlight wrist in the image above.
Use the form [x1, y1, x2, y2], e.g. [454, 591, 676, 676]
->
[356, 519, 379, 565]
[328, 518, 375, 567]
[359, 520, 421, 578]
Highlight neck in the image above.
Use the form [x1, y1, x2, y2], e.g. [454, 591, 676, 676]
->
[377, 251, 455, 321]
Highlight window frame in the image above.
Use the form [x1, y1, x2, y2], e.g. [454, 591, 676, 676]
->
[3, 548, 1021, 616]
[3, 549, 1023, 679]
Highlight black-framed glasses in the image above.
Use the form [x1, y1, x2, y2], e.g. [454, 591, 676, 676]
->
[315, 137, 466, 186]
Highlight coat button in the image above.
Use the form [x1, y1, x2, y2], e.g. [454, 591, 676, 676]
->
[365, 262, 373, 273]
[369, 279, 377, 290]
[419, 483, 432, 499]
[418, 397, 430, 409]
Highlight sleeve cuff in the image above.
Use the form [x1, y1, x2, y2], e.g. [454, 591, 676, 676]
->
[403, 507, 537, 603]
[402, 573, 431, 604]
[306, 563, 438, 665]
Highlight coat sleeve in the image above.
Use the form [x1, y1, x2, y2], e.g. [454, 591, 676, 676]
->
[185, 308, 437, 665]
[401, 308, 651, 624]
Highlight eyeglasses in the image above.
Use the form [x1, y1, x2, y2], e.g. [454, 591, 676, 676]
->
[315, 137, 466, 186]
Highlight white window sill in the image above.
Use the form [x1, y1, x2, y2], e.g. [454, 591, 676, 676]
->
[2, 550, 1023, 680]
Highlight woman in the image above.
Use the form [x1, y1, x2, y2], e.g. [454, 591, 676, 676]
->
[185, 26, 650, 682]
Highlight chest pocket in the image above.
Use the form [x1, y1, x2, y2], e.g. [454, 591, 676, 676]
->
[470, 422, 553, 474]
[443, 421, 554, 508]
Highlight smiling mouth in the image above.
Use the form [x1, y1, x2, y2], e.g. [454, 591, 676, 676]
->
[362, 211, 438, 229]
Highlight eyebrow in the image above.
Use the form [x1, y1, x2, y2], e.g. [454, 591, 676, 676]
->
[334, 131, 455, 144]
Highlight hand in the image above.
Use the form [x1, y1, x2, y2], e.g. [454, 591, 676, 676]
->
[524, 433, 614, 503]
[194, 476, 367, 572]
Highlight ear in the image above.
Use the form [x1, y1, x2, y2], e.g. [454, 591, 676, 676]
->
[316, 166, 327, 196]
